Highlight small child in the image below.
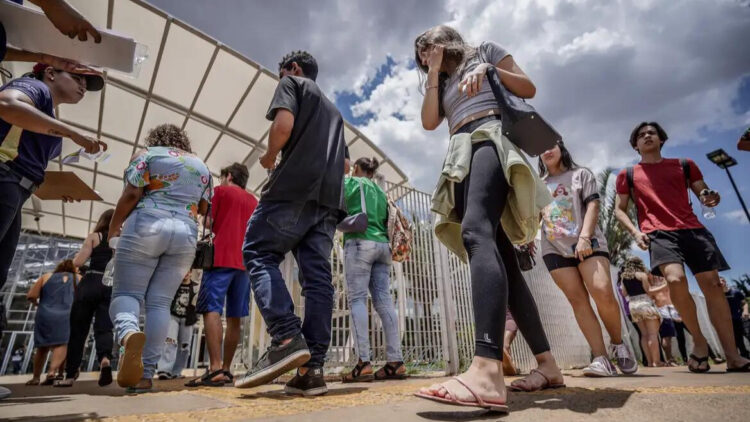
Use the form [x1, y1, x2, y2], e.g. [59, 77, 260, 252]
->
[156, 271, 199, 379]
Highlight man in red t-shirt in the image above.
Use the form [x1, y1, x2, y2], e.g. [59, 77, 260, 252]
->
[189, 163, 258, 386]
[615, 122, 749, 373]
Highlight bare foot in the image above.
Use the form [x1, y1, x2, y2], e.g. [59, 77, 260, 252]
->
[727, 356, 750, 370]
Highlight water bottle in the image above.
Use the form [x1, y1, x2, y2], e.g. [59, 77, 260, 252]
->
[700, 190, 717, 219]
[102, 237, 119, 287]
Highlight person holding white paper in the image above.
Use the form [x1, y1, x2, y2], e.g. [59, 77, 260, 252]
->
[0, 63, 107, 298]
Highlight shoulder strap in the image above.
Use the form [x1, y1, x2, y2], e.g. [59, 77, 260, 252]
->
[626, 166, 635, 201]
[680, 158, 692, 206]
[200, 174, 214, 243]
[357, 178, 367, 214]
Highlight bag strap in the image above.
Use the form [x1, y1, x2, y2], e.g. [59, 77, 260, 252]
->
[199, 174, 214, 244]
[357, 178, 367, 214]
[680, 158, 692, 206]
[626, 166, 640, 229]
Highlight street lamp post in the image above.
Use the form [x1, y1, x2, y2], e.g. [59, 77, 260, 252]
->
[707, 148, 749, 223]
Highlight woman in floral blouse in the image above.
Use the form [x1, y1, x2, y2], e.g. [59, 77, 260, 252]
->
[108, 124, 211, 393]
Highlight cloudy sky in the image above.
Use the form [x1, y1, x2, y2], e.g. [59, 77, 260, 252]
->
[150, 0, 750, 287]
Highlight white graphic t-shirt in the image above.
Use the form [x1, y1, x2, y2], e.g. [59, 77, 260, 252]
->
[541, 168, 609, 258]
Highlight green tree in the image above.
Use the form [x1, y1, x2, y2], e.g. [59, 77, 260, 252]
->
[597, 168, 637, 266]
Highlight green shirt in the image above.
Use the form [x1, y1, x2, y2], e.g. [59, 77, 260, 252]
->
[343, 177, 388, 243]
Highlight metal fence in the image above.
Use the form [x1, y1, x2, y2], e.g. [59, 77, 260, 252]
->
[2, 184, 727, 376]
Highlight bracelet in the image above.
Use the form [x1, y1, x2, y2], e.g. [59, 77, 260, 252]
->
[426, 85, 438, 90]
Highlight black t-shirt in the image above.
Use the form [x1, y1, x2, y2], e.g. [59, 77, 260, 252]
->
[725, 288, 746, 320]
[263, 76, 346, 213]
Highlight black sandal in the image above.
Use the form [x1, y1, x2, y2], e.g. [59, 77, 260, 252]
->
[99, 366, 112, 387]
[688, 354, 710, 373]
[223, 370, 234, 384]
[184, 369, 227, 387]
[374, 362, 408, 381]
[342, 361, 374, 383]
[727, 362, 750, 373]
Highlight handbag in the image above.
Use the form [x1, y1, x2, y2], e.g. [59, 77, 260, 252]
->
[336, 178, 369, 233]
[481, 44, 561, 157]
[192, 176, 215, 270]
[515, 245, 536, 272]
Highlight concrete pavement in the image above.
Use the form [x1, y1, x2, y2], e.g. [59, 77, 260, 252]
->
[1, 365, 748, 421]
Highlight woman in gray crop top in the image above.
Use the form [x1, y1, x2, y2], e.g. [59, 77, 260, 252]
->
[413, 25, 562, 412]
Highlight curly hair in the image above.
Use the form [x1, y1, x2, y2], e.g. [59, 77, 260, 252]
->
[279, 50, 318, 81]
[619, 256, 648, 281]
[145, 124, 192, 153]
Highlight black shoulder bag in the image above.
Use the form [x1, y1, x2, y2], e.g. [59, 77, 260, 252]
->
[481, 43, 561, 156]
[192, 176, 215, 270]
[336, 178, 369, 233]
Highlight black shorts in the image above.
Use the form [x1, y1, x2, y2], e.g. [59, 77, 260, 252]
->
[648, 228, 729, 276]
[542, 251, 610, 271]
[659, 318, 676, 338]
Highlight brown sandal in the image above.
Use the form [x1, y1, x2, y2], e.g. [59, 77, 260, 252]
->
[342, 361, 374, 383]
[508, 369, 565, 392]
[414, 376, 509, 413]
[374, 362, 408, 380]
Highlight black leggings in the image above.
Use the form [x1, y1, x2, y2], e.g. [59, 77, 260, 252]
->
[454, 141, 551, 360]
[65, 273, 114, 377]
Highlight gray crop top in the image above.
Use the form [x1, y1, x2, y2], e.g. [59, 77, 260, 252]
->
[442, 41, 510, 132]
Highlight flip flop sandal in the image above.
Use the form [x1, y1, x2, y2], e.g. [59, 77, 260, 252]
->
[688, 354, 710, 374]
[25, 379, 40, 386]
[414, 376, 509, 413]
[726, 362, 750, 373]
[125, 385, 153, 394]
[223, 370, 234, 384]
[117, 332, 146, 388]
[342, 361, 375, 383]
[502, 349, 518, 376]
[508, 369, 566, 392]
[99, 366, 113, 386]
[184, 369, 227, 387]
[40, 375, 57, 386]
[374, 362, 408, 380]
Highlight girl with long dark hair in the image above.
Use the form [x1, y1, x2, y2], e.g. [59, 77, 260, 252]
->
[413, 25, 564, 413]
[537, 143, 637, 376]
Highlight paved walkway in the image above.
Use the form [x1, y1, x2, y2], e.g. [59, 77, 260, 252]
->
[1, 365, 748, 421]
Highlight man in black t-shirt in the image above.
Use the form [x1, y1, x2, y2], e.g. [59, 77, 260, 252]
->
[236, 51, 346, 396]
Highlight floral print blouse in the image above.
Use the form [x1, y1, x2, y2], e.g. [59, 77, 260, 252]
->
[125, 146, 211, 220]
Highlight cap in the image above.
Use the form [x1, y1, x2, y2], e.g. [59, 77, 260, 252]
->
[32, 63, 104, 92]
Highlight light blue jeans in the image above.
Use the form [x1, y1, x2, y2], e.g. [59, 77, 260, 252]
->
[109, 208, 197, 379]
[157, 315, 193, 376]
[344, 239, 403, 362]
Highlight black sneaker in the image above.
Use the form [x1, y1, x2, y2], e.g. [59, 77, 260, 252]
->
[234, 334, 311, 389]
[284, 366, 328, 396]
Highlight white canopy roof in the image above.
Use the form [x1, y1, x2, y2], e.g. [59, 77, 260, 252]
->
[3, 0, 408, 239]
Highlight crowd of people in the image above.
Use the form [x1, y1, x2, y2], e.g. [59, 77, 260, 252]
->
[0, 5, 748, 414]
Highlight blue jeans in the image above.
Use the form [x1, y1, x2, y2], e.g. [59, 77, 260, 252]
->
[157, 315, 193, 376]
[243, 200, 338, 368]
[344, 239, 403, 362]
[109, 208, 197, 379]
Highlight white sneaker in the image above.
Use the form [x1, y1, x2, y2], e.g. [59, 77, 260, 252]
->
[611, 343, 638, 375]
[582, 356, 618, 377]
[0, 386, 10, 400]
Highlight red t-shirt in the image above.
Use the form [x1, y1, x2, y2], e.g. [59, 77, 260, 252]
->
[615, 158, 704, 234]
[210, 185, 258, 269]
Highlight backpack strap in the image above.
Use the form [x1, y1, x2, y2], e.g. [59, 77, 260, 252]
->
[626, 166, 635, 202]
[680, 158, 692, 206]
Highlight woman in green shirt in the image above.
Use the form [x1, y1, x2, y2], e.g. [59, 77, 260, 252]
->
[341, 158, 406, 383]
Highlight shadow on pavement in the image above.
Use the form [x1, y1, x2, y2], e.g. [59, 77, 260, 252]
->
[240, 386, 368, 400]
[417, 387, 635, 421]
[3, 378, 216, 398]
[4, 413, 102, 421]
[0, 395, 73, 406]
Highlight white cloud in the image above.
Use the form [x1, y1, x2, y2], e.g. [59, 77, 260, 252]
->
[723, 209, 750, 225]
[150, 0, 750, 191]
